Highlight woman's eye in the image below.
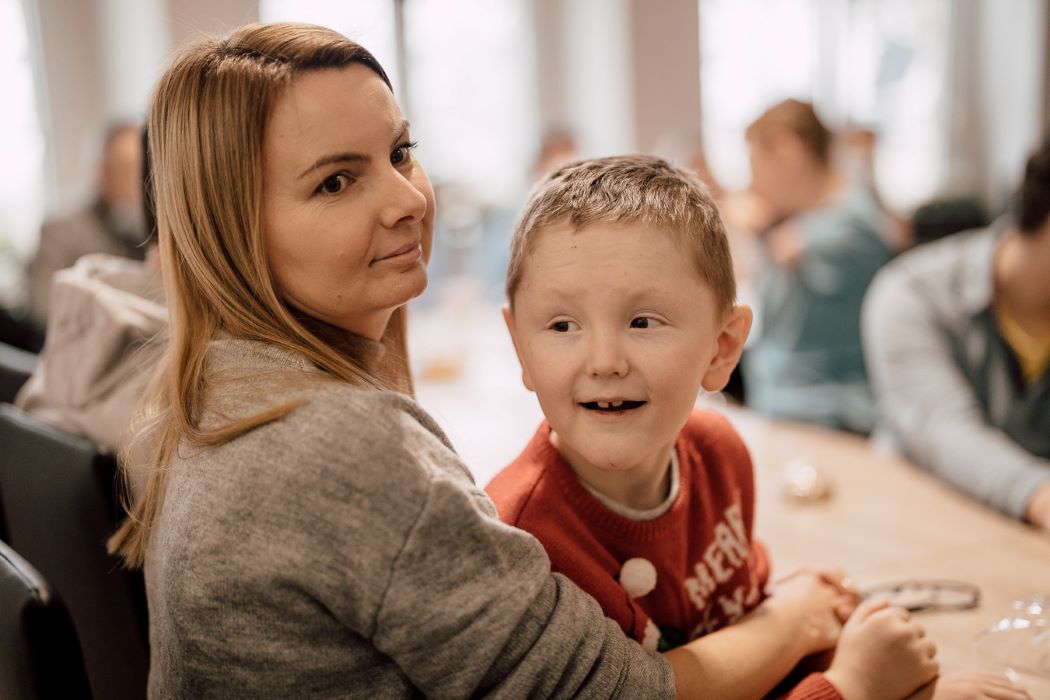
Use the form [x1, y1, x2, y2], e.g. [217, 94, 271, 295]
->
[630, 316, 658, 329]
[550, 320, 578, 333]
[391, 140, 418, 166]
[317, 173, 351, 195]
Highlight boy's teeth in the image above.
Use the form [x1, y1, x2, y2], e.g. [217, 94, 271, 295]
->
[597, 401, 610, 409]
[611, 400, 623, 408]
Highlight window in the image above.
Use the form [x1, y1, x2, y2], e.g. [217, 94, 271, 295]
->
[259, 0, 538, 207]
[699, 0, 950, 212]
[260, 0, 401, 91]
[0, 0, 46, 304]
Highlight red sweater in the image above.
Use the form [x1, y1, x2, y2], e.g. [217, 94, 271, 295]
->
[487, 410, 840, 700]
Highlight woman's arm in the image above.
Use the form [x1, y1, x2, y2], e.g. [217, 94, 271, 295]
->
[321, 392, 675, 699]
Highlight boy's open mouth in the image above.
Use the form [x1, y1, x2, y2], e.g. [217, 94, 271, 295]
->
[580, 400, 646, 413]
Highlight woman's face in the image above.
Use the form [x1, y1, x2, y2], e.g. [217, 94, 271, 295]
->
[262, 64, 435, 340]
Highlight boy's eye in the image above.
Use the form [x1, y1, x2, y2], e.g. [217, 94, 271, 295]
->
[630, 316, 660, 329]
[391, 140, 418, 166]
[317, 173, 352, 195]
[550, 320, 579, 333]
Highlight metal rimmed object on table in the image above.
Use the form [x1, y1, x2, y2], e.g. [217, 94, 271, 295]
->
[861, 579, 981, 613]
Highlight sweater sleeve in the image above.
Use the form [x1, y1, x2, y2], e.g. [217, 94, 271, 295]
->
[863, 263, 1050, 518]
[776, 673, 843, 700]
[323, 393, 674, 699]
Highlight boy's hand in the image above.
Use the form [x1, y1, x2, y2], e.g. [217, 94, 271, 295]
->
[765, 569, 856, 656]
[825, 599, 939, 700]
[809, 568, 861, 621]
[907, 673, 1032, 700]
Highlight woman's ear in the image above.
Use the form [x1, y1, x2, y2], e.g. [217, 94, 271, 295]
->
[502, 304, 535, 392]
[701, 304, 753, 393]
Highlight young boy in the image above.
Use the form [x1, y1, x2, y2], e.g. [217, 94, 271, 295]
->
[487, 156, 938, 699]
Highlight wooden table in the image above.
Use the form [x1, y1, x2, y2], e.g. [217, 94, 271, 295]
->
[726, 409, 1050, 696]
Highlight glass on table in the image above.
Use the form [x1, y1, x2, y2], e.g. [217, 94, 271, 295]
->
[971, 596, 1050, 681]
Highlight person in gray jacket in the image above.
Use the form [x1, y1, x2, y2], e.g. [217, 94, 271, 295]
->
[863, 136, 1050, 531]
[107, 23, 871, 698]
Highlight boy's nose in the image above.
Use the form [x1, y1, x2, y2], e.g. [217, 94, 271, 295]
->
[587, 332, 629, 378]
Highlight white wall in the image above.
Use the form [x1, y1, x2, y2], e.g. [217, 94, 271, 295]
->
[30, 0, 258, 216]
[946, 0, 1048, 209]
[533, 0, 702, 158]
[978, 0, 1046, 206]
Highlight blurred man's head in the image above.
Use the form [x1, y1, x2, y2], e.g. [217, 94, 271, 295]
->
[745, 99, 833, 216]
[1017, 134, 1050, 238]
[99, 123, 142, 212]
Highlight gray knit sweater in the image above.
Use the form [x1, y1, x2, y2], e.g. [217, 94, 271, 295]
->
[145, 338, 674, 698]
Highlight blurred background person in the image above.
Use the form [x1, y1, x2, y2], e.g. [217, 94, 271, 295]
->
[530, 127, 580, 181]
[863, 135, 1050, 532]
[1, 0, 1047, 474]
[15, 128, 164, 460]
[25, 122, 147, 329]
[740, 99, 895, 434]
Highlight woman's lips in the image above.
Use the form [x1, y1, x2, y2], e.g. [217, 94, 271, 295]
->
[374, 242, 422, 265]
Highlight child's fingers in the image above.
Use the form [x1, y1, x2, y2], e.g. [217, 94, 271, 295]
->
[773, 567, 816, 585]
[832, 594, 858, 622]
[919, 655, 940, 684]
[849, 596, 891, 622]
[815, 568, 860, 598]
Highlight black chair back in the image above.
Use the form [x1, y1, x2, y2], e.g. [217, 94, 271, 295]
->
[0, 341, 36, 404]
[0, 404, 148, 700]
[0, 539, 92, 699]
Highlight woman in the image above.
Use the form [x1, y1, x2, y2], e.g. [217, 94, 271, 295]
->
[112, 23, 859, 698]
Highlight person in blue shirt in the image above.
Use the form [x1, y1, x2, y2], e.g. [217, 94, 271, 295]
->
[743, 100, 895, 434]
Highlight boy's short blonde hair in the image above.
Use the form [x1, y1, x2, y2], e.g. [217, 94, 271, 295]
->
[506, 155, 735, 314]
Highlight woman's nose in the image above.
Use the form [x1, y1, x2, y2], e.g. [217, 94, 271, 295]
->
[587, 331, 629, 378]
[380, 168, 428, 229]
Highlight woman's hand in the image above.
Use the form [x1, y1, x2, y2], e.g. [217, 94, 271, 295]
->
[824, 599, 939, 700]
[908, 673, 1032, 700]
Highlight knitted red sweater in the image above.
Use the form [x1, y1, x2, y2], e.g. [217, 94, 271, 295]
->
[487, 410, 841, 700]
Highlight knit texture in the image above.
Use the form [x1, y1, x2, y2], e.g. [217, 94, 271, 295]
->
[487, 410, 841, 699]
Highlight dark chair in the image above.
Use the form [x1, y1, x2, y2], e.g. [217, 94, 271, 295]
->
[0, 341, 37, 404]
[911, 196, 990, 247]
[0, 539, 92, 699]
[0, 404, 148, 700]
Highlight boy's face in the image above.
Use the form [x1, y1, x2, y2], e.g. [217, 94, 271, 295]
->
[505, 220, 751, 481]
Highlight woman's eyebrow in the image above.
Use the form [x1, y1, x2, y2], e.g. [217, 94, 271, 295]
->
[391, 119, 410, 145]
[297, 121, 411, 180]
[298, 152, 369, 180]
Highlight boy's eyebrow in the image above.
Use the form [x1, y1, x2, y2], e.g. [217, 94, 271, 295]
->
[297, 120, 411, 180]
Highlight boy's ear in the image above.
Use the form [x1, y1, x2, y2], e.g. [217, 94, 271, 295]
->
[701, 304, 753, 393]
[501, 304, 535, 392]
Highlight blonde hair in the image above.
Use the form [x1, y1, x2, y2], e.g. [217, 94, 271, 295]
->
[110, 23, 414, 567]
[506, 155, 735, 314]
[745, 98, 833, 166]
